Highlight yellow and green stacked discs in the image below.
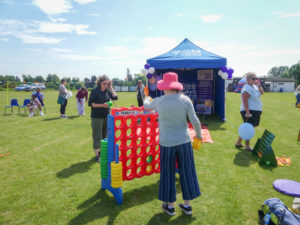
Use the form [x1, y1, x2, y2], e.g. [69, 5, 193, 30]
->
[100, 140, 108, 179]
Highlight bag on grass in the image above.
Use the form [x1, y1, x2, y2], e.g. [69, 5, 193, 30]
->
[57, 95, 65, 105]
[258, 198, 300, 225]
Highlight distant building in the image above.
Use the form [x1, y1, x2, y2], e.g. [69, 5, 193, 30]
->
[265, 78, 295, 92]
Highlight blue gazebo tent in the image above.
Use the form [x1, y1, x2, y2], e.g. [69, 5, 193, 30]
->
[147, 38, 227, 121]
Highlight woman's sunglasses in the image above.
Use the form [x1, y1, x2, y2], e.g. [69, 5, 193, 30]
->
[251, 78, 257, 80]
[102, 82, 109, 85]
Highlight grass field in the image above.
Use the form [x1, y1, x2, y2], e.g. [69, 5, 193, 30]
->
[0, 90, 299, 225]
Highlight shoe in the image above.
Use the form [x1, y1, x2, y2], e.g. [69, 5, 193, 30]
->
[40, 111, 44, 116]
[161, 203, 175, 216]
[179, 204, 193, 215]
[245, 147, 253, 151]
[95, 155, 100, 162]
[28, 113, 34, 117]
[60, 115, 68, 118]
[235, 144, 244, 148]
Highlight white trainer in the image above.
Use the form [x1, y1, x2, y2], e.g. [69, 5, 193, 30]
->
[28, 113, 34, 117]
[40, 111, 44, 116]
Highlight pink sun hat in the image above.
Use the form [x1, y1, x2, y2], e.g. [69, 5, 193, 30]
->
[157, 72, 183, 91]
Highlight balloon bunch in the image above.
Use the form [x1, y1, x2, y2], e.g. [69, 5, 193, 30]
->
[218, 66, 234, 80]
[141, 63, 156, 79]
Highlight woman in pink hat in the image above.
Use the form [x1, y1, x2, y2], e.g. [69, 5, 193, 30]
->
[144, 72, 202, 216]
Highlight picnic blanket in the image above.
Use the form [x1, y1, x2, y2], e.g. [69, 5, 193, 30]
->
[188, 123, 213, 143]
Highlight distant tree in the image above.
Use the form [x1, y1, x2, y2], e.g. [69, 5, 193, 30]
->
[91, 75, 97, 84]
[132, 74, 147, 86]
[267, 66, 289, 77]
[72, 77, 80, 83]
[46, 74, 60, 83]
[22, 74, 35, 82]
[65, 77, 71, 82]
[15, 76, 21, 82]
[289, 63, 300, 86]
[126, 68, 132, 82]
[35, 75, 45, 83]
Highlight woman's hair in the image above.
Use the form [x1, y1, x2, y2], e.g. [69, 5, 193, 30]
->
[168, 89, 180, 93]
[96, 75, 109, 87]
[81, 87, 86, 92]
[32, 94, 37, 99]
[245, 72, 257, 81]
[61, 79, 66, 84]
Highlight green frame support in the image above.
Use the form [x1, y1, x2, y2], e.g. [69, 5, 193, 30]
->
[252, 130, 277, 166]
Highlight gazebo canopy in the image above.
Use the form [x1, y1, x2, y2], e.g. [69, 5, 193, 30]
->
[147, 38, 226, 69]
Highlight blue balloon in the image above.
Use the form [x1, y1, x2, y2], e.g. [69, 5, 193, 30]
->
[238, 122, 255, 140]
[221, 66, 227, 72]
[144, 63, 150, 69]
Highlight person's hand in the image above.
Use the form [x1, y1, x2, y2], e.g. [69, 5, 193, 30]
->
[254, 79, 260, 86]
[192, 137, 202, 151]
[103, 103, 109, 108]
[80, 102, 83, 105]
[108, 80, 112, 89]
[245, 111, 252, 118]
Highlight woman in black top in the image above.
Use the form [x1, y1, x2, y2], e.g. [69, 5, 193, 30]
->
[88, 75, 118, 162]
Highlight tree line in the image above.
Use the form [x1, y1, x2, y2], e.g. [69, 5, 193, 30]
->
[0, 72, 147, 90]
[267, 61, 300, 85]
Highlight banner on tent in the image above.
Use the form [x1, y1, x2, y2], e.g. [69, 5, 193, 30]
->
[196, 70, 213, 114]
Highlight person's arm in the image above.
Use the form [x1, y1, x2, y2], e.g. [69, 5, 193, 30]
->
[92, 103, 109, 108]
[186, 98, 202, 139]
[76, 90, 81, 102]
[255, 80, 264, 95]
[242, 92, 251, 118]
[108, 81, 117, 98]
[40, 93, 44, 102]
[143, 97, 157, 110]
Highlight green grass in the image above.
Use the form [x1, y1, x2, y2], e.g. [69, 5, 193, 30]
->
[0, 91, 299, 225]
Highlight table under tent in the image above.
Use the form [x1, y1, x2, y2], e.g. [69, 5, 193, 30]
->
[146, 38, 227, 121]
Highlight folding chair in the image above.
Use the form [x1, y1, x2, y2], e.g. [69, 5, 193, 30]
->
[4, 99, 19, 115]
[18, 99, 31, 115]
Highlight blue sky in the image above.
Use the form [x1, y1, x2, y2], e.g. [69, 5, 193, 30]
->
[0, 0, 300, 80]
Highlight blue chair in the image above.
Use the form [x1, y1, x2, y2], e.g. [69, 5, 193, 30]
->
[18, 99, 31, 115]
[4, 99, 19, 115]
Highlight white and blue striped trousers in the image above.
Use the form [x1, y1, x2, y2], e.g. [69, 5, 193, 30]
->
[158, 142, 201, 202]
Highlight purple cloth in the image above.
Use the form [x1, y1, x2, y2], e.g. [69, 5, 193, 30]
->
[273, 179, 300, 197]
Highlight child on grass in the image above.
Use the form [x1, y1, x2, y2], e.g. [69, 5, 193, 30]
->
[144, 72, 202, 216]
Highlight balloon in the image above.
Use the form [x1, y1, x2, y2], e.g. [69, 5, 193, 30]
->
[148, 67, 155, 74]
[144, 63, 150, 69]
[147, 73, 153, 79]
[221, 72, 228, 79]
[141, 69, 148, 75]
[238, 122, 255, 140]
[218, 70, 223, 76]
[227, 68, 234, 76]
[228, 74, 232, 79]
[221, 66, 227, 72]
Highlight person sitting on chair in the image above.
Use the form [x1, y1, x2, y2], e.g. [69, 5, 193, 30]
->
[31, 88, 44, 116]
[27, 94, 41, 117]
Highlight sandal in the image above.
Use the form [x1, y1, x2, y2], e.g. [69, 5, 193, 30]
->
[235, 144, 244, 148]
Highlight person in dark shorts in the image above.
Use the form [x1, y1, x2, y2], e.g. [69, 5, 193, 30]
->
[88, 75, 118, 162]
[235, 72, 264, 151]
